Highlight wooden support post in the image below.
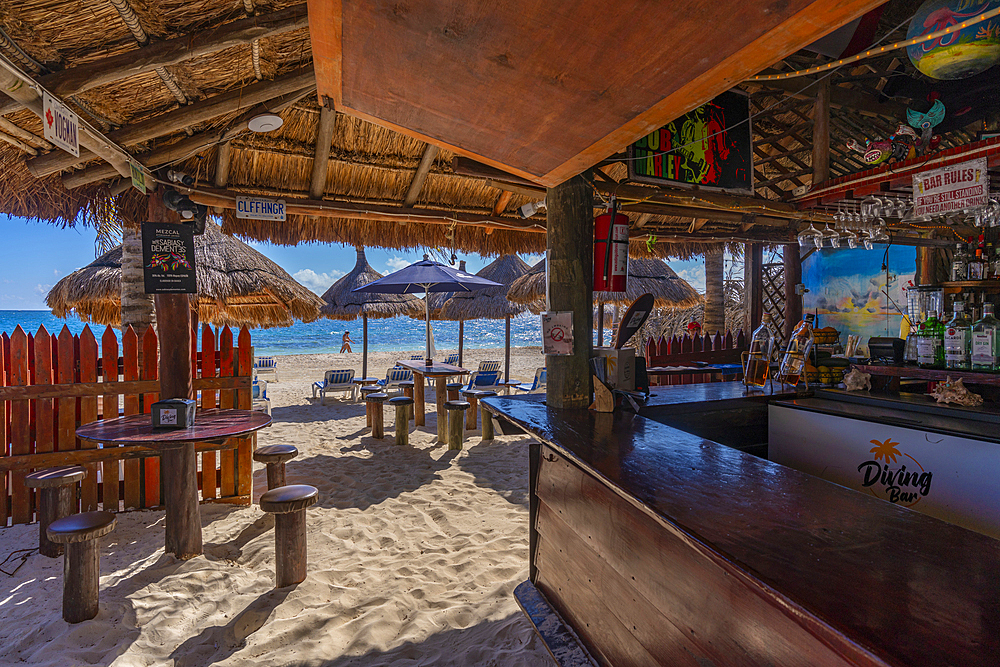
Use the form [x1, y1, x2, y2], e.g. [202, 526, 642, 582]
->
[64, 539, 100, 623]
[362, 314, 369, 380]
[784, 245, 803, 341]
[275, 510, 307, 587]
[505, 315, 511, 383]
[414, 372, 425, 426]
[150, 191, 200, 559]
[811, 78, 831, 186]
[371, 400, 384, 439]
[745, 243, 763, 330]
[482, 409, 495, 440]
[545, 173, 593, 409]
[458, 320, 464, 368]
[436, 379, 448, 442]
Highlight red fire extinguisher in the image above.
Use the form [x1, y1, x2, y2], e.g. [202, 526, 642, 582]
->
[594, 196, 629, 292]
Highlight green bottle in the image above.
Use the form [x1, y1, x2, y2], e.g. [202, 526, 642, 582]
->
[917, 311, 945, 369]
[971, 302, 1000, 371]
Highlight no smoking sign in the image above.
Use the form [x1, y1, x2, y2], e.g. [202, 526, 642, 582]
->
[542, 312, 574, 355]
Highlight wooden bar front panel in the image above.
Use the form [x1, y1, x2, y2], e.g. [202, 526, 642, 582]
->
[535, 445, 865, 667]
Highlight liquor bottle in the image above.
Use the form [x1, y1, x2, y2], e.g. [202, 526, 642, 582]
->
[951, 243, 968, 281]
[944, 301, 972, 370]
[987, 243, 995, 278]
[971, 302, 1000, 371]
[992, 246, 1000, 280]
[744, 313, 777, 388]
[777, 314, 815, 386]
[917, 310, 945, 369]
[968, 238, 985, 281]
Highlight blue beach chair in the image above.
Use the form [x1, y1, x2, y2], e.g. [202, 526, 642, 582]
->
[254, 356, 279, 382]
[312, 369, 356, 405]
[378, 367, 413, 394]
[514, 367, 547, 394]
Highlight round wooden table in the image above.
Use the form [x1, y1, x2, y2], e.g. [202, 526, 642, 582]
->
[77, 409, 271, 559]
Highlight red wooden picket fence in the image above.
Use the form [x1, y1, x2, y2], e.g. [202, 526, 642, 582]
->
[0, 323, 253, 528]
[644, 330, 747, 386]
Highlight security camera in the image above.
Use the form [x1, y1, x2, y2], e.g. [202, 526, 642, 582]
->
[518, 198, 547, 219]
[166, 170, 194, 187]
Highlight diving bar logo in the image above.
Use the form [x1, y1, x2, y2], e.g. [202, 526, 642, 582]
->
[858, 438, 933, 507]
[42, 92, 79, 158]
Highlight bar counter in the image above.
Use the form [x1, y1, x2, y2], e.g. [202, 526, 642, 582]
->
[484, 383, 1000, 667]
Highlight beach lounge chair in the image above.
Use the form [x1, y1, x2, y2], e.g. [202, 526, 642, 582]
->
[312, 369, 356, 405]
[252, 380, 271, 416]
[254, 356, 279, 382]
[463, 369, 504, 393]
[514, 367, 547, 394]
[377, 367, 413, 394]
[444, 353, 460, 365]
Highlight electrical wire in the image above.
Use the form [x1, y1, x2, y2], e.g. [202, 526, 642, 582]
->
[0, 548, 36, 576]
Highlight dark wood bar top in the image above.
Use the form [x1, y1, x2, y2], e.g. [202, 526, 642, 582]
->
[640, 380, 799, 412]
[485, 386, 1000, 667]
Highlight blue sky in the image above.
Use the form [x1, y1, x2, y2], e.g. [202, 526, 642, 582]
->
[0, 213, 710, 309]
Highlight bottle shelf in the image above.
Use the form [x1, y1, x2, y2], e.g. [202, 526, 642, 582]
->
[938, 280, 1000, 289]
[852, 364, 1000, 387]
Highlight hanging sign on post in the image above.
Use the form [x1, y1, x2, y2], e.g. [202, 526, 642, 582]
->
[130, 162, 146, 194]
[141, 223, 197, 294]
[542, 312, 574, 355]
[912, 157, 989, 218]
[42, 92, 80, 157]
[236, 196, 286, 221]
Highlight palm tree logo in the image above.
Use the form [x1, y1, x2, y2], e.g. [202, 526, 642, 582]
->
[869, 438, 902, 464]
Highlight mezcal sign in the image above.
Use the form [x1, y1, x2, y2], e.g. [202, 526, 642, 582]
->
[913, 157, 989, 218]
[236, 196, 286, 221]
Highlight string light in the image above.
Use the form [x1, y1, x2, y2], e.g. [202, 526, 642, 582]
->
[751, 8, 1000, 81]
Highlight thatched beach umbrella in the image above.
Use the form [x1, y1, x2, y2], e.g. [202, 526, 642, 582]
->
[438, 255, 530, 381]
[508, 257, 702, 340]
[47, 221, 324, 329]
[320, 247, 420, 379]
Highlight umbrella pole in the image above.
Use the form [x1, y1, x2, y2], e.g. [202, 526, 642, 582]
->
[363, 314, 368, 380]
[597, 299, 605, 347]
[425, 288, 432, 363]
[458, 320, 464, 367]
[505, 315, 511, 382]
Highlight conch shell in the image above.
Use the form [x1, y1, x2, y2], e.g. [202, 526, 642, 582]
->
[929, 377, 983, 407]
[843, 368, 871, 392]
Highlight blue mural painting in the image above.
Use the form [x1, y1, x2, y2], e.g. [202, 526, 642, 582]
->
[802, 245, 917, 348]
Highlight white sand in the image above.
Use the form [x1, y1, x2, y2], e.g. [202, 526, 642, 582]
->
[0, 347, 554, 666]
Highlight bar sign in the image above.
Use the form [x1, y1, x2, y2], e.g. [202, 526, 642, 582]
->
[42, 92, 79, 157]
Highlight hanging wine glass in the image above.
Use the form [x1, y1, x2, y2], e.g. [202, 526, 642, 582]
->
[842, 226, 859, 249]
[872, 218, 890, 243]
[797, 222, 823, 248]
[862, 230, 875, 250]
[821, 222, 840, 248]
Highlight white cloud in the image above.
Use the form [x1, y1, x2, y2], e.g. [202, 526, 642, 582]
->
[292, 269, 344, 295]
[677, 267, 706, 293]
[35, 283, 52, 296]
[386, 256, 410, 272]
[522, 253, 544, 266]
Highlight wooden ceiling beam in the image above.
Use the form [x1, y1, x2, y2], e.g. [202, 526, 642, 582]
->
[754, 77, 907, 118]
[26, 67, 316, 177]
[492, 191, 513, 216]
[62, 86, 314, 189]
[402, 143, 440, 207]
[308, 104, 337, 199]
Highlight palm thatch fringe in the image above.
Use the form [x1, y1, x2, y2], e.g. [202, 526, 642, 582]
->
[438, 254, 530, 321]
[320, 247, 419, 320]
[46, 220, 323, 328]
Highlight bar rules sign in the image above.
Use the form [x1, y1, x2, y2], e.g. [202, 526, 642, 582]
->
[142, 223, 197, 294]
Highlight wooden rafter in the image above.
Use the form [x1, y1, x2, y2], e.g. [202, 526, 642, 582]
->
[403, 144, 440, 208]
[308, 105, 336, 199]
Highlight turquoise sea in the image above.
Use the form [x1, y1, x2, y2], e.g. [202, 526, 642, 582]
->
[0, 310, 545, 356]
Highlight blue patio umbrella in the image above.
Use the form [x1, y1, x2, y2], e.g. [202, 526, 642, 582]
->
[353, 255, 502, 362]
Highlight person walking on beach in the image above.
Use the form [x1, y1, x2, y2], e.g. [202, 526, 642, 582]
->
[340, 331, 354, 353]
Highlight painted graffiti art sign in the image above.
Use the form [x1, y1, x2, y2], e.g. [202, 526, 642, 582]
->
[912, 157, 989, 217]
[42, 92, 79, 157]
[626, 90, 753, 195]
[141, 223, 197, 294]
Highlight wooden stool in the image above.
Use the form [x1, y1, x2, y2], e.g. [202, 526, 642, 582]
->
[445, 400, 470, 450]
[478, 390, 497, 440]
[47, 511, 116, 623]
[459, 389, 489, 430]
[260, 484, 318, 588]
[360, 386, 380, 426]
[390, 396, 413, 446]
[352, 377, 378, 402]
[446, 382, 464, 401]
[366, 392, 389, 438]
[398, 380, 415, 421]
[25, 465, 86, 558]
[253, 444, 298, 490]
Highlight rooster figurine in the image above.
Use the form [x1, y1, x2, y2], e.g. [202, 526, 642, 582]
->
[904, 99, 945, 156]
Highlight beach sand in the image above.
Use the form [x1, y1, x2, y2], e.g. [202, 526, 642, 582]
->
[0, 347, 554, 666]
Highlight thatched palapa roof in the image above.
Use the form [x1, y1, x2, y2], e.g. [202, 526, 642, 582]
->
[508, 258, 702, 314]
[439, 255, 531, 321]
[46, 221, 323, 328]
[320, 247, 419, 320]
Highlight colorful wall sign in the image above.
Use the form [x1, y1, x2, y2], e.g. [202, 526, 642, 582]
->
[626, 90, 753, 195]
[912, 156, 989, 217]
[141, 223, 197, 294]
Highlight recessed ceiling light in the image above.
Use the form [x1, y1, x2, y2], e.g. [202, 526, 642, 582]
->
[248, 113, 284, 133]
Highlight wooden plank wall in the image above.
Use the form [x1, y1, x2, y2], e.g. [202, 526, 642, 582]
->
[534, 445, 860, 666]
[0, 323, 253, 527]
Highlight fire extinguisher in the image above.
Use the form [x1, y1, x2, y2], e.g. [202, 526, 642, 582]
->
[594, 196, 629, 292]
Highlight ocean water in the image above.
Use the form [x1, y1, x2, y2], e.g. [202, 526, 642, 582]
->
[0, 310, 544, 356]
